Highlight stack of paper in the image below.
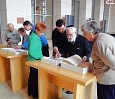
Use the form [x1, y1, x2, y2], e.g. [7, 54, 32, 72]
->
[61, 62, 89, 74]
[41, 55, 90, 74]
[41, 56, 64, 66]
[0, 48, 28, 55]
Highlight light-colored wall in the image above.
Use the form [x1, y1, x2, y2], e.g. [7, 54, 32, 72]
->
[53, 0, 72, 29]
[1, 0, 31, 45]
[106, 4, 115, 33]
[79, 0, 92, 34]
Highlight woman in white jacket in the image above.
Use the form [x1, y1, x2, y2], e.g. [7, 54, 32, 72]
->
[81, 20, 115, 99]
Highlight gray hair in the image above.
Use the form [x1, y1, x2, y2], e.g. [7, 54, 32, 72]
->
[81, 20, 100, 34]
[7, 23, 14, 28]
[66, 27, 76, 33]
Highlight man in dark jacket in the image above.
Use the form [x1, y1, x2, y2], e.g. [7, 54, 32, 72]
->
[64, 26, 91, 62]
[52, 19, 67, 58]
[64, 26, 91, 94]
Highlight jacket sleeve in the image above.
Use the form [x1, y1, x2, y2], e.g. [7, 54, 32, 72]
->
[12, 32, 21, 44]
[22, 41, 28, 48]
[29, 37, 42, 60]
[40, 34, 48, 47]
[52, 30, 58, 47]
[84, 38, 91, 61]
[97, 41, 115, 69]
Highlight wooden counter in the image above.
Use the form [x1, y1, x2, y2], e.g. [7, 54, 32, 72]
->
[0, 50, 29, 92]
[26, 60, 96, 99]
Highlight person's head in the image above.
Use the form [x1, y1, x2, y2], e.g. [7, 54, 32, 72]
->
[81, 20, 100, 41]
[35, 22, 47, 36]
[56, 19, 65, 33]
[66, 27, 77, 42]
[18, 27, 26, 36]
[7, 23, 14, 32]
[23, 20, 33, 31]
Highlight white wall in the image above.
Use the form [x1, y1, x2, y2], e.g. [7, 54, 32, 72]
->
[53, 0, 72, 29]
[106, 4, 115, 33]
[1, 0, 32, 45]
[79, 0, 92, 34]
[6, 0, 31, 29]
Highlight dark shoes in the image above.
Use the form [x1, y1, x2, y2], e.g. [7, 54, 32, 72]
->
[65, 91, 73, 94]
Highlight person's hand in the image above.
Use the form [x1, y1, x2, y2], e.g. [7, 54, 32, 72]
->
[54, 52, 61, 58]
[53, 46, 59, 53]
[82, 56, 87, 62]
[82, 62, 94, 73]
[15, 45, 22, 49]
[7, 39, 12, 45]
[53, 46, 61, 58]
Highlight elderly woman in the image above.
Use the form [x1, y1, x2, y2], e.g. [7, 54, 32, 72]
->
[81, 20, 115, 99]
[28, 22, 47, 98]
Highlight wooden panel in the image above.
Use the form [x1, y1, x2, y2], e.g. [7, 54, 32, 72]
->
[0, 56, 11, 82]
[17, 17, 24, 23]
[38, 70, 56, 99]
[10, 56, 28, 92]
[52, 76, 74, 92]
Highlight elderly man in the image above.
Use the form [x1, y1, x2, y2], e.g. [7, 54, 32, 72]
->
[4, 23, 21, 47]
[63, 26, 91, 62]
[54, 26, 91, 94]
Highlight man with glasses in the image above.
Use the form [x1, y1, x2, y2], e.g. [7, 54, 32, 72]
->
[4, 23, 21, 47]
[64, 27, 91, 61]
[52, 19, 67, 58]
[63, 26, 91, 94]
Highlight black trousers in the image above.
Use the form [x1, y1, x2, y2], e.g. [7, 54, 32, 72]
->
[28, 67, 38, 98]
[97, 82, 115, 99]
[42, 44, 49, 57]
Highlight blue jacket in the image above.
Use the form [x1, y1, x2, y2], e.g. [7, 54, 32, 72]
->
[22, 25, 48, 48]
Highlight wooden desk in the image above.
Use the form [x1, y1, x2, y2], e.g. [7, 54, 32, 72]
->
[26, 60, 96, 99]
[0, 44, 7, 48]
[0, 45, 7, 82]
[0, 50, 29, 92]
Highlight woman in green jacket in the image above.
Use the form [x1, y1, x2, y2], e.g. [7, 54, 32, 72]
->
[28, 22, 46, 98]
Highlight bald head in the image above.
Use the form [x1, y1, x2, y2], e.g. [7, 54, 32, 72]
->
[66, 27, 77, 42]
[7, 23, 14, 32]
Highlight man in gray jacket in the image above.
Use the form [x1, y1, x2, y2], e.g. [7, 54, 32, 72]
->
[4, 23, 21, 47]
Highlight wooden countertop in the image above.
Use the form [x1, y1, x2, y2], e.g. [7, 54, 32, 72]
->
[26, 60, 96, 86]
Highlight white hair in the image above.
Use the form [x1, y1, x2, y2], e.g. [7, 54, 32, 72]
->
[66, 27, 76, 33]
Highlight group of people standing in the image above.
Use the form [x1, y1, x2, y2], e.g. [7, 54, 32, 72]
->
[5, 20, 49, 98]
[4, 19, 115, 99]
[52, 19, 115, 99]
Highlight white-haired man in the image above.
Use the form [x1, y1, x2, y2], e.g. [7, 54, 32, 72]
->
[62, 26, 92, 94]
[4, 23, 21, 47]
[64, 26, 91, 61]
[54, 26, 92, 94]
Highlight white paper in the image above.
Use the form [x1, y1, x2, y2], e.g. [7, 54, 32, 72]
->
[61, 55, 82, 66]
[0, 48, 28, 55]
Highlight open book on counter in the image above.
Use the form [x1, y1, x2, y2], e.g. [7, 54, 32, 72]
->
[0, 48, 28, 55]
[41, 55, 91, 74]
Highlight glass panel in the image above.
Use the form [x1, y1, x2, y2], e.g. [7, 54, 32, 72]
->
[31, 0, 53, 39]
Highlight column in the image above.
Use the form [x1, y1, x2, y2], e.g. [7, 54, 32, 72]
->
[53, 0, 72, 28]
